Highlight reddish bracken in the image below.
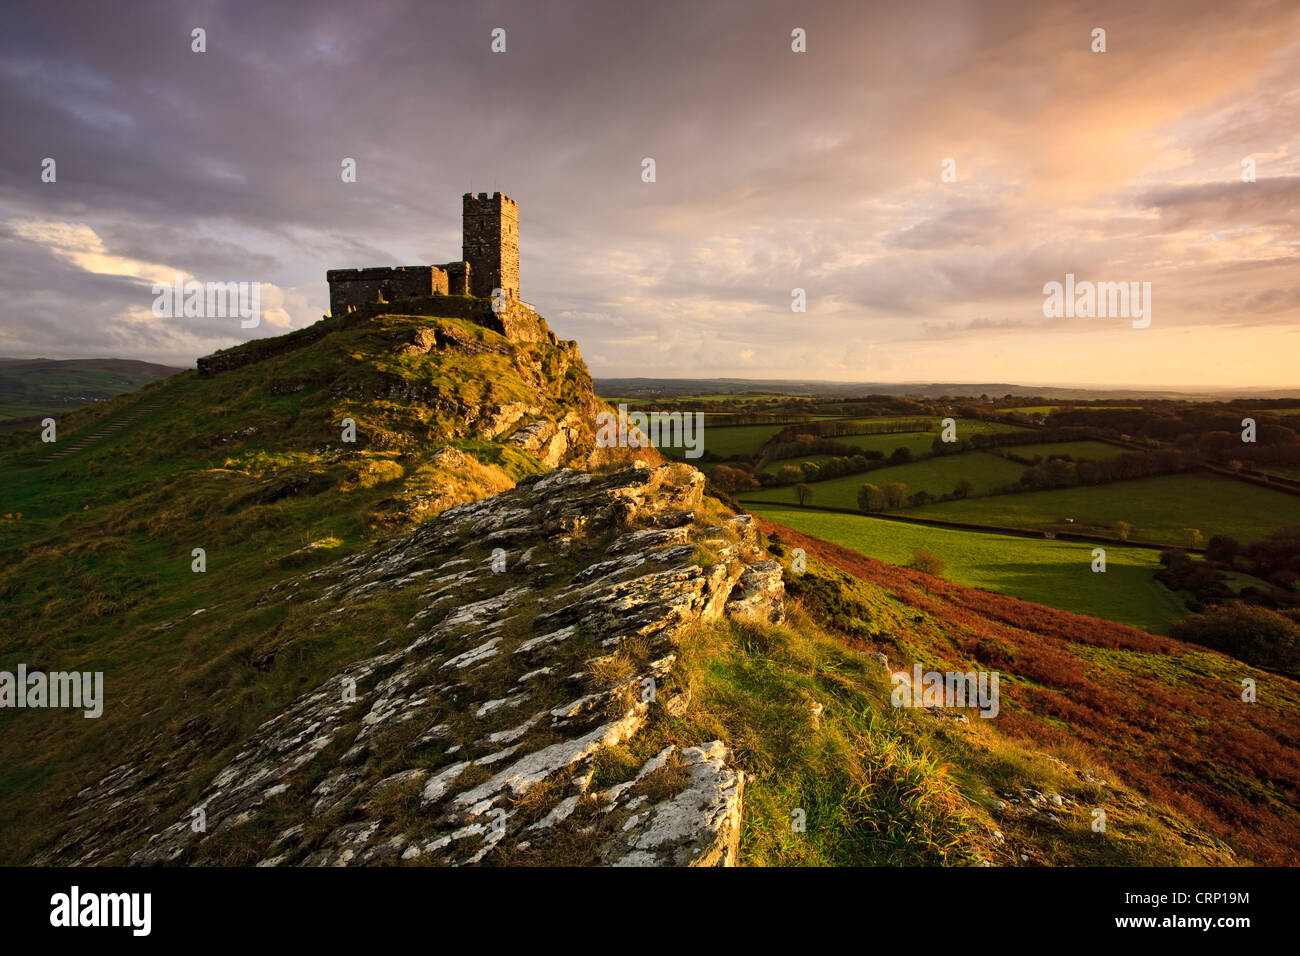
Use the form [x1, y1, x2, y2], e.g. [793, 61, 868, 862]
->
[755, 515, 1300, 865]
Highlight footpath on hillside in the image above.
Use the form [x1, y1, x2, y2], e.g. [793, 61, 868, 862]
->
[33, 395, 170, 465]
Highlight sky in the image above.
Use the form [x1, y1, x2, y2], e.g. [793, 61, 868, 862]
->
[1, 0, 1297, 388]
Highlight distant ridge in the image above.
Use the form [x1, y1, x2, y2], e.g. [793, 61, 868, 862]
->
[0, 357, 186, 376]
[595, 377, 1300, 401]
[0, 356, 186, 425]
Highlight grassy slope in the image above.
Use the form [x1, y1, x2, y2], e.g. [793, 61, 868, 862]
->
[0, 306, 615, 863]
[749, 504, 1186, 634]
[753, 516, 1300, 866]
[909, 473, 1300, 546]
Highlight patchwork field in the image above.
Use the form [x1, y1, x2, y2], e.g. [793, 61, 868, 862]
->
[749, 504, 1188, 633]
[746, 451, 1026, 508]
[909, 473, 1300, 546]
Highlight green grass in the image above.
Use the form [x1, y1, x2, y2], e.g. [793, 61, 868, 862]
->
[661, 614, 988, 864]
[746, 452, 1026, 508]
[908, 473, 1300, 546]
[750, 505, 1188, 634]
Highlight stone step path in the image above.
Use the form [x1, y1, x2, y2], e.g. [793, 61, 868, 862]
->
[35, 398, 169, 465]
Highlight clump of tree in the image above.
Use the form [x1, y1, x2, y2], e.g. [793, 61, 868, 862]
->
[764, 453, 882, 487]
[709, 464, 759, 494]
[795, 483, 813, 506]
[1242, 526, 1300, 592]
[931, 436, 965, 456]
[858, 481, 910, 510]
[1204, 534, 1239, 565]
[883, 482, 909, 509]
[1013, 448, 1196, 492]
[1156, 549, 1231, 609]
[768, 436, 884, 461]
[776, 464, 805, 485]
[908, 549, 945, 576]
[858, 483, 885, 511]
[1171, 604, 1300, 674]
[776, 418, 933, 442]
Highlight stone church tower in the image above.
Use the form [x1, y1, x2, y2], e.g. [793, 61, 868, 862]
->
[462, 192, 519, 301]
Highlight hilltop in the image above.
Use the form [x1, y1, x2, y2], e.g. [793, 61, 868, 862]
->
[1, 299, 1298, 866]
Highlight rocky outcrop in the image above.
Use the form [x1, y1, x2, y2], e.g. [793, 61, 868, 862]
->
[53, 463, 781, 867]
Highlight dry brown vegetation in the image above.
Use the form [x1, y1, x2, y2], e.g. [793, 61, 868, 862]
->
[755, 515, 1300, 865]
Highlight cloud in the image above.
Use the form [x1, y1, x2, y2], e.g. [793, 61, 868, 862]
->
[0, 0, 1296, 385]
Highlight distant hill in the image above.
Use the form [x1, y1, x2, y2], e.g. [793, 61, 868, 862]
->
[595, 377, 1300, 402]
[0, 357, 186, 424]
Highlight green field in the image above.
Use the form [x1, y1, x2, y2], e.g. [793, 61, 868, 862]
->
[750, 504, 1188, 634]
[656, 421, 790, 460]
[909, 473, 1300, 546]
[953, 418, 1034, 436]
[1010, 440, 1128, 461]
[746, 451, 1026, 508]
